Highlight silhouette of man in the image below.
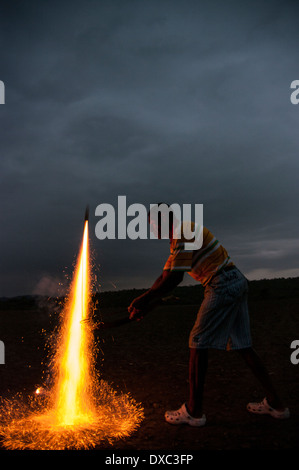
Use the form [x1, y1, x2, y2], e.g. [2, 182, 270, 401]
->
[128, 204, 289, 426]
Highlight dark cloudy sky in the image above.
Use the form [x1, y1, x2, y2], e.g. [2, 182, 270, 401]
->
[1, 0, 299, 297]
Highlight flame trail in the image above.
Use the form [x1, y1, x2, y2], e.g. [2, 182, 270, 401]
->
[52, 219, 94, 426]
[0, 214, 143, 450]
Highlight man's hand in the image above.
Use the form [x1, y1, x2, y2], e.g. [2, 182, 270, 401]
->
[128, 294, 149, 321]
[128, 305, 144, 321]
[128, 270, 184, 321]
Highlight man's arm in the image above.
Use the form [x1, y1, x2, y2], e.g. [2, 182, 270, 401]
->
[128, 270, 184, 320]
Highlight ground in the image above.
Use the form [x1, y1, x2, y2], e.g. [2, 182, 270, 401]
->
[0, 278, 298, 452]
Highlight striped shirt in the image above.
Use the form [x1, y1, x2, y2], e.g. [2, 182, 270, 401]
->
[163, 222, 234, 286]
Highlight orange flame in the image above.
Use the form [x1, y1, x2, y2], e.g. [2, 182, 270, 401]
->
[0, 216, 143, 450]
[52, 220, 95, 426]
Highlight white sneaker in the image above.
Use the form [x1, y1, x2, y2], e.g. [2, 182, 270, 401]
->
[247, 397, 290, 419]
[165, 403, 206, 427]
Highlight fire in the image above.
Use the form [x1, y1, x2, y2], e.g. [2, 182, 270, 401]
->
[52, 219, 94, 427]
[0, 214, 143, 449]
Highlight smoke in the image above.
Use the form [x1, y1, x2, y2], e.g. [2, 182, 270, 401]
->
[32, 275, 67, 298]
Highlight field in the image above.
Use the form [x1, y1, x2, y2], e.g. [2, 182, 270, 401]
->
[0, 277, 298, 452]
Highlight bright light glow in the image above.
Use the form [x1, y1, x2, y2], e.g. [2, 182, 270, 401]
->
[0, 218, 143, 449]
[52, 220, 95, 427]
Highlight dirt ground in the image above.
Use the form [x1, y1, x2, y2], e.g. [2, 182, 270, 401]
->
[0, 278, 298, 453]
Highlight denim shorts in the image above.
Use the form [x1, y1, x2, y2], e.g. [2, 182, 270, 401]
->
[189, 267, 252, 350]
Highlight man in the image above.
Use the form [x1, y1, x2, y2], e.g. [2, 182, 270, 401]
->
[128, 204, 289, 426]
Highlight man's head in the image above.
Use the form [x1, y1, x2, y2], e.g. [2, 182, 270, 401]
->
[148, 203, 176, 240]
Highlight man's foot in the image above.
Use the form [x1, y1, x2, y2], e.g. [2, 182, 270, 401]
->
[247, 397, 290, 419]
[165, 403, 206, 427]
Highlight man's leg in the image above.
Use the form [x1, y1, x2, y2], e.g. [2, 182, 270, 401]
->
[186, 347, 208, 418]
[238, 347, 284, 410]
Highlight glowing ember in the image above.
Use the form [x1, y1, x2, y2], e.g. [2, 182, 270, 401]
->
[0, 216, 143, 450]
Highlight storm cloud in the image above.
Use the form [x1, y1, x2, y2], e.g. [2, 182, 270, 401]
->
[1, 0, 299, 296]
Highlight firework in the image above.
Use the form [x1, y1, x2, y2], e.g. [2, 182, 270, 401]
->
[0, 212, 143, 450]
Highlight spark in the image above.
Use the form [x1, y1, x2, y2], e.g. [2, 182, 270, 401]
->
[0, 217, 143, 450]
